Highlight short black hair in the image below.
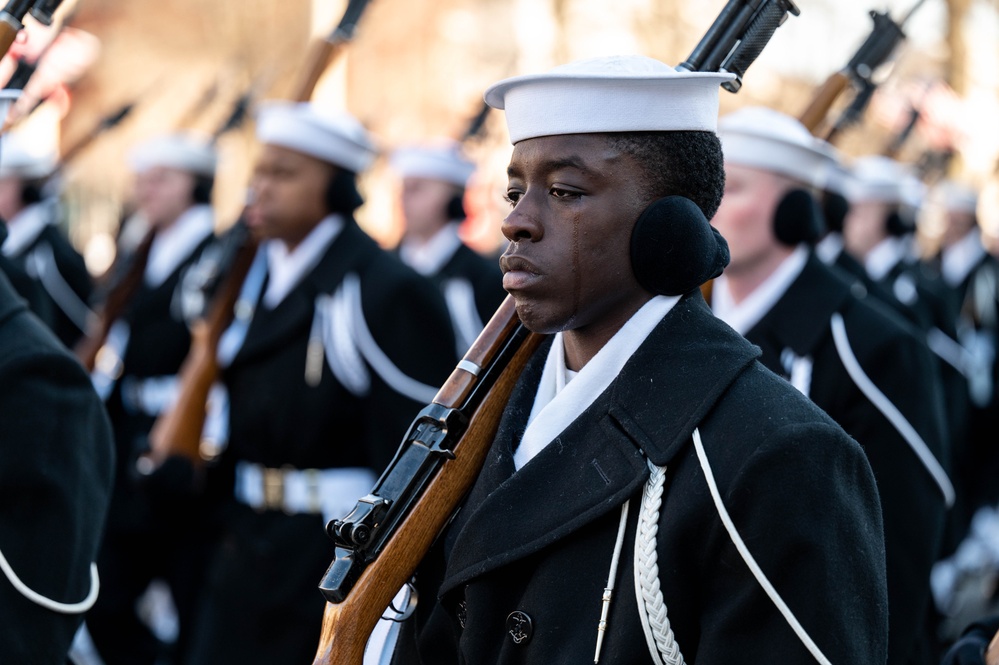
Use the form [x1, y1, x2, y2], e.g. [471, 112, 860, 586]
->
[604, 131, 725, 220]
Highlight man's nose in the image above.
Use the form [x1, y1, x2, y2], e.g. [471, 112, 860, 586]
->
[501, 192, 544, 243]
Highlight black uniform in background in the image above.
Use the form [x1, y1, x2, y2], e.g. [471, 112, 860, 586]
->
[87, 220, 216, 665]
[0, 266, 114, 664]
[2, 203, 93, 347]
[413, 239, 506, 354]
[730, 252, 950, 665]
[187, 218, 456, 665]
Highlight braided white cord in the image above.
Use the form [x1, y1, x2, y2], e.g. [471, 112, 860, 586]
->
[634, 460, 684, 665]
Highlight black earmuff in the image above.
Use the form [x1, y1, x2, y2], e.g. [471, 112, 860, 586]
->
[325, 169, 364, 215]
[885, 210, 913, 237]
[821, 191, 849, 235]
[773, 189, 824, 246]
[191, 176, 215, 205]
[446, 192, 466, 221]
[630, 196, 730, 296]
[20, 181, 43, 206]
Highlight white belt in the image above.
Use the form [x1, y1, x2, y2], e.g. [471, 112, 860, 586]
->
[120, 375, 180, 417]
[234, 461, 377, 525]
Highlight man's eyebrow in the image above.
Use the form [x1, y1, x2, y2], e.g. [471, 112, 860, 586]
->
[507, 155, 594, 179]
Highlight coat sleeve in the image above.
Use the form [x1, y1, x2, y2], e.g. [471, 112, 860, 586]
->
[0, 334, 114, 664]
[682, 420, 888, 665]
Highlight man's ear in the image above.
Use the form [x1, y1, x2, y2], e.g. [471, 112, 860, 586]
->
[772, 189, 824, 246]
[630, 196, 730, 296]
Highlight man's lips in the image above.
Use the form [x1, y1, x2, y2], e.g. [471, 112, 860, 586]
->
[499, 255, 542, 291]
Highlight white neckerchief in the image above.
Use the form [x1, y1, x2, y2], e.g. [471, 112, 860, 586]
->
[512, 295, 680, 471]
[815, 232, 844, 266]
[713, 244, 809, 335]
[2, 203, 51, 257]
[865, 236, 907, 282]
[262, 215, 343, 309]
[398, 222, 463, 276]
[145, 204, 215, 287]
[941, 229, 987, 288]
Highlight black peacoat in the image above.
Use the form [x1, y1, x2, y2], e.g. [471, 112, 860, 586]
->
[395, 291, 888, 665]
[0, 268, 114, 664]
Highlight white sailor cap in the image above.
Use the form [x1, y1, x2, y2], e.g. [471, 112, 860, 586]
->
[0, 132, 57, 180]
[933, 179, 979, 215]
[718, 107, 836, 188]
[483, 55, 734, 144]
[390, 140, 476, 187]
[129, 134, 217, 177]
[846, 156, 910, 205]
[255, 102, 378, 174]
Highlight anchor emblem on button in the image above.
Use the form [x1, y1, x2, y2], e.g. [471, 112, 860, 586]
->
[506, 610, 533, 645]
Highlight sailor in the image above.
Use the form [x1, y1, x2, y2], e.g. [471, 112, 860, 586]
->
[392, 55, 888, 664]
[185, 102, 456, 665]
[0, 222, 114, 664]
[0, 132, 93, 347]
[391, 140, 505, 355]
[711, 106, 951, 665]
[929, 181, 999, 522]
[86, 133, 220, 665]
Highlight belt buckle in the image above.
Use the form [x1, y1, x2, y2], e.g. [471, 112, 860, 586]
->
[262, 467, 285, 511]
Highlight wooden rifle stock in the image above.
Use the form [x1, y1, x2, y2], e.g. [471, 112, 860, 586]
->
[311, 297, 542, 665]
[147, 229, 258, 464]
[292, 39, 345, 103]
[988, 627, 999, 665]
[798, 72, 851, 133]
[290, 0, 371, 102]
[74, 226, 156, 372]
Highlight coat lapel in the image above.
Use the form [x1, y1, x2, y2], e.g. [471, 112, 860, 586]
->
[746, 253, 851, 358]
[233, 221, 378, 365]
[440, 292, 760, 595]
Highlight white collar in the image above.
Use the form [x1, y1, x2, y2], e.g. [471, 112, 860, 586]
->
[2, 203, 52, 257]
[814, 232, 844, 266]
[262, 215, 343, 308]
[864, 236, 907, 282]
[513, 294, 680, 471]
[941, 229, 986, 288]
[398, 222, 463, 276]
[145, 205, 215, 287]
[713, 244, 809, 335]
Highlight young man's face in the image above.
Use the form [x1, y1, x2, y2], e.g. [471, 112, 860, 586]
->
[133, 166, 197, 229]
[248, 144, 336, 250]
[400, 176, 460, 241]
[843, 200, 892, 259]
[499, 133, 650, 336]
[711, 163, 791, 276]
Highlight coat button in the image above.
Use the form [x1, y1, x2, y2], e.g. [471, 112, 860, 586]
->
[506, 611, 533, 645]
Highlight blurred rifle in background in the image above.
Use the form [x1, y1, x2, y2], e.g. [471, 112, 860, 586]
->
[798, 0, 926, 142]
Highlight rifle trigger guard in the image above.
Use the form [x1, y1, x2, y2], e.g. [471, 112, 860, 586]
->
[382, 581, 418, 623]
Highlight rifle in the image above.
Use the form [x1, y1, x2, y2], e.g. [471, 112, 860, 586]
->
[313, 3, 797, 663]
[60, 101, 135, 165]
[0, 0, 61, 60]
[144, 0, 371, 467]
[74, 225, 155, 372]
[290, 0, 371, 102]
[678, 0, 800, 92]
[798, 0, 926, 137]
[146, 223, 257, 464]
